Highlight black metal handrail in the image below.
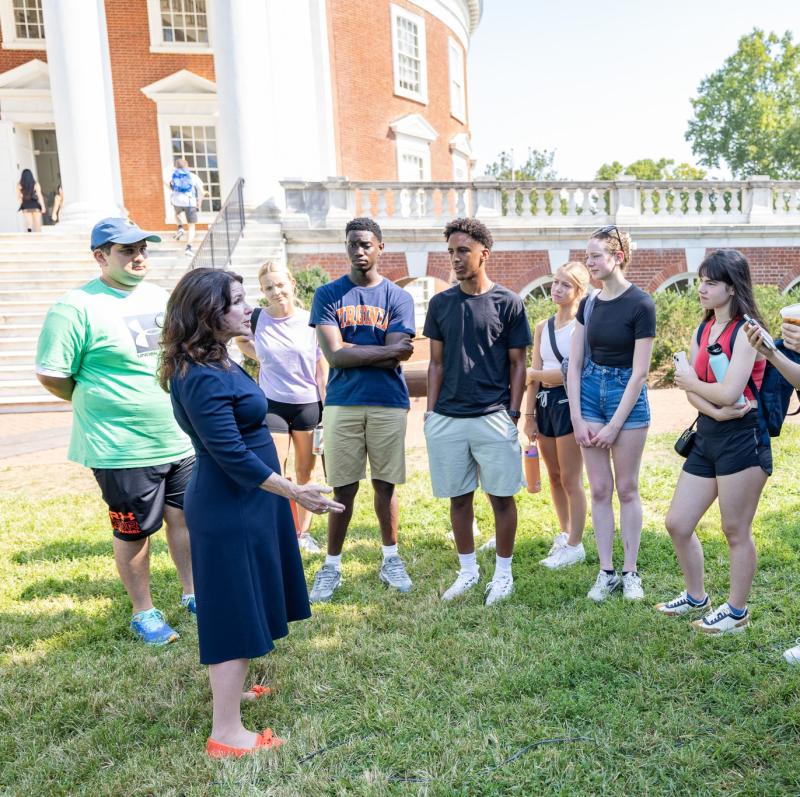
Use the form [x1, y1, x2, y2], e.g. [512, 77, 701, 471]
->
[190, 177, 245, 270]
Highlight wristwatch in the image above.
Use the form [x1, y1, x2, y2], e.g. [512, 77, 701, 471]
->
[508, 409, 521, 420]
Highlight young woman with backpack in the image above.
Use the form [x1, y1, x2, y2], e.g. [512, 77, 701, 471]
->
[658, 249, 771, 634]
[746, 308, 800, 660]
[524, 262, 590, 569]
[568, 226, 656, 603]
[235, 262, 327, 553]
[16, 168, 43, 232]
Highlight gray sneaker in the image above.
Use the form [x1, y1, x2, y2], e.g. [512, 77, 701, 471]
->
[309, 563, 341, 603]
[379, 555, 412, 593]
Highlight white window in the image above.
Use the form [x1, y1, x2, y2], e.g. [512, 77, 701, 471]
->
[390, 4, 427, 104]
[0, 0, 46, 49]
[146, 0, 212, 53]
[400, 152, 425, 181]
[448, 38, 466, 122]
[170, 124, 220, 213]
[404, 277, 435, 330]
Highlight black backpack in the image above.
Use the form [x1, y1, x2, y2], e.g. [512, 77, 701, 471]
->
[250, 306, 262, 335]
[696, 319, 800, 437]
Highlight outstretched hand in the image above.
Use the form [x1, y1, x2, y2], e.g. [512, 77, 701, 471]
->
[294, 484, 345, 515]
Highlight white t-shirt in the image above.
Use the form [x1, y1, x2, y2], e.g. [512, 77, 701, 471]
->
[540, 317, 575, 371]
[166, 168, 204, 208]
[253, 307, 321, 404]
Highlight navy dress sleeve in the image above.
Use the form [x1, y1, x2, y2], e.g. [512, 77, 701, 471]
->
[178, 366, 273, 490]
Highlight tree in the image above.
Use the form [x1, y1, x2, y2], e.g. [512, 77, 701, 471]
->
[484, 148, 559, 180]
[595, 158, 707, 180]
[686, 29, 800, 178]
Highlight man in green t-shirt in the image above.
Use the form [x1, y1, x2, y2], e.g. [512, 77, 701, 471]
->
[36, 217, 196, 646]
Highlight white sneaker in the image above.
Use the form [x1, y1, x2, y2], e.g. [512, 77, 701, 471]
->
[691, 602, 750, 635]
[297, 532, 321, 554]
[541, 542, 585, 569]
[655, 591, 711, 616]
[783, 639, 800, 665]
[442, 569, 480, 601]
[478, 536, 496, 552]
[587, 570, 622, 602]
[546, 532, 568, 556]
[484, 573, 513, 606]
[622, 572, 644, 601]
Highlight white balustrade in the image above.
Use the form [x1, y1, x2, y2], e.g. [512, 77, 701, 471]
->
[281, 179, 800, 228]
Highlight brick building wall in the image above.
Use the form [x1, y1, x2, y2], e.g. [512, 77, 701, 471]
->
[711, 247, 800, 292]
[327, 0, 470, 181]
[104, 0, 215, 231]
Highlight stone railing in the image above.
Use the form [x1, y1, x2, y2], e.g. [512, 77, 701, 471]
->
[281, 176, 800, 229]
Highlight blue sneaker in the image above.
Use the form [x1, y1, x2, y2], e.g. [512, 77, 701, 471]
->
[130, 608, 180, 646]
[181, 593, 196, 615]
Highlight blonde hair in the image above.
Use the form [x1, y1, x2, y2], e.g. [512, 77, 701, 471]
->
[590, 226, 633, 269]
[555, 261, 590, 296]
[257, 261, 303, 308]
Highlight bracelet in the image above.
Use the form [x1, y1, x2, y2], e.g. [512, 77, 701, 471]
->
[525, 413, 536, 417]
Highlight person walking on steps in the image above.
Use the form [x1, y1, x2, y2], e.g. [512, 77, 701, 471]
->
[166, 158, 204, 257]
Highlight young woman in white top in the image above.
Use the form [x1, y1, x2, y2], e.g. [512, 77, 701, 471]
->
[524, 262, 590, 569]
[236, 262, 327, 552]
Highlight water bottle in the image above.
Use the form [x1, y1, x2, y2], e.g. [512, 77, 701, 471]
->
[312, 424, 324, 456]
[524, 445, 541, 494]
[706, 343, 747, 407]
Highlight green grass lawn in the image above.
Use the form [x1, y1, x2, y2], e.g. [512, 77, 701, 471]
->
[2, 431, 800, 796]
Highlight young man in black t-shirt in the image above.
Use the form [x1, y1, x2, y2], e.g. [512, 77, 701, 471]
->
[424, 218, 532, 605]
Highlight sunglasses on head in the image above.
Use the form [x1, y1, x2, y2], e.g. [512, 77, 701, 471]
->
[594, 225, 625, 255]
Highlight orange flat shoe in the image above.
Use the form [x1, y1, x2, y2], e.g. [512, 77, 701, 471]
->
[206, 728, 285, 758]
[248, 684, 272, 699]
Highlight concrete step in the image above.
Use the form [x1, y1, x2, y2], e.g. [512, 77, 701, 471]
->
[0, 349, 37, 364]
[0, 393, 69, 412]
[0, 336, 37, 352]
[0, 379, 54, 398]
[0, 363, 35, 379]
[0, 323, 41, 338]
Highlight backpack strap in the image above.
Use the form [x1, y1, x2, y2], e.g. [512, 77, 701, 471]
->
[250, 306, 262, 335]
[546, 315, 564, 363]
[695, 319, 709, 346]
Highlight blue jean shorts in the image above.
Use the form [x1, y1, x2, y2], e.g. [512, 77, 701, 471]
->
[580, 360, 650, 430]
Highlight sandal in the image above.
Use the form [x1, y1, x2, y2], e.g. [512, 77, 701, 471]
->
[242, 684, 273, 700]
[206, 728, 284, 758]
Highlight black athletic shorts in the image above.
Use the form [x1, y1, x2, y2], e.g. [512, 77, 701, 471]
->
[535, 385, 573, 438]
[266, 399, 322, 433]
[683, 411, 772, 478]
[92, 456, 195, 541]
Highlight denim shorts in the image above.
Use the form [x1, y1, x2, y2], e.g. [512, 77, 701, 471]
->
[580, 360, 650, 430]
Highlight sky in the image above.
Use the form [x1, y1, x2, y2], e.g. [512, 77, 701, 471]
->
[466, 0, 800, 180]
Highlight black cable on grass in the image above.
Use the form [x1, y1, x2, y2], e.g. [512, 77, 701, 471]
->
[296, 733, 374, 764]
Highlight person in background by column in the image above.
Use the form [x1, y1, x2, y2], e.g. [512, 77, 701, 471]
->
[17, 168, 43, 232]
[35, 217, 196, 645]
[235, 261, 327, 553]
[425, 217, 531, 605]
[51, 183, 64, 224]
[166, 158, 205, 257]
[162, 268, 342, 757]
[746, 311, 800, 658]
[524, 261, 590, 569]
[307, 217, 416, 602]
[568, 226, 655, 603]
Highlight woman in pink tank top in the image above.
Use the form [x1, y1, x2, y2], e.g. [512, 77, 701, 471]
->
[658, 249, 771, 635]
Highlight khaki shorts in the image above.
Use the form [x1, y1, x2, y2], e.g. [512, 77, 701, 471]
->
[322, 405, 408, 487]
[424, 410, 524, 498]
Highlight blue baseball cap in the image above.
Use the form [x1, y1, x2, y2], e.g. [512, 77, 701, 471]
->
[90, 217, 162, 251]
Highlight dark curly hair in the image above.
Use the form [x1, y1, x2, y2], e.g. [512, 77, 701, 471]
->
[698, 249, 764, 326]
[158, 268, 243, 391]
[345, 216, 383, 242]
[443, 217, 493, 250]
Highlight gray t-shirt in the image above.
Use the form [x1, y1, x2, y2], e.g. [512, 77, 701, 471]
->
[423, 284, 532, 417]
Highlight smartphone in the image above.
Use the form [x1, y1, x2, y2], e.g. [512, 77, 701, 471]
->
[673, 350, 689, 369]
[743, 314, 777, 351]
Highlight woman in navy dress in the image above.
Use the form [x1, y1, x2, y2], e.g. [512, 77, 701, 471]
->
[160, 268, 343, 758]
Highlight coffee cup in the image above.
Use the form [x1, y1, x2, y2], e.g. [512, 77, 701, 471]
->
[780, 303, 800, 326]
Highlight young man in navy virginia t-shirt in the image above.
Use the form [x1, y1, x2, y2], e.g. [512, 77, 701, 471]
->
[308, 217, 416, 603]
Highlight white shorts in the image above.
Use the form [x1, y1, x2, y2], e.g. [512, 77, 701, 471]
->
[424, 410, 525, 498]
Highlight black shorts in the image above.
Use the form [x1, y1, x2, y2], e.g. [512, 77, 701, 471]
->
[92, 456, 195, 541]
[683, 411, 772, 478]
[535, 385, 573, 438]
[266, 399, 322, 433]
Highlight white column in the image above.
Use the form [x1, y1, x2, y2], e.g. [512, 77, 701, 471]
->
[41, 0, 121, 226]
[209, 0, 281, 213]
